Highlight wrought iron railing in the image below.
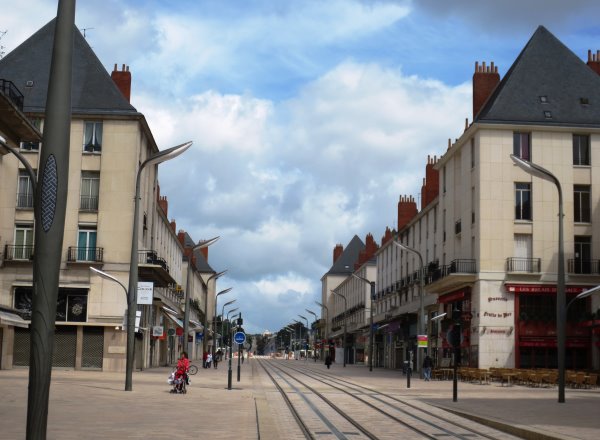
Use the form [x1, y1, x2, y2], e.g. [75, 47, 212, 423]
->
[0, 79, 24, 110]
[4, 244, 34, 261]
[506, 257, 541, 273]
[67, 247, 103, 262]
[568, 259, 600, 275]
[139, 250, 170, 273]
[16, 192, 34, 208]
[80, 195, 99, 211]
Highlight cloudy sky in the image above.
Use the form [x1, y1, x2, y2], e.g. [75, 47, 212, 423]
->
[3, 1, 600, 335]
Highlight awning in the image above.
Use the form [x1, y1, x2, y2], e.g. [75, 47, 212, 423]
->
[189, 320, 204, 330]
[164, 312, 183, 328]
[0, 311, 29, 328]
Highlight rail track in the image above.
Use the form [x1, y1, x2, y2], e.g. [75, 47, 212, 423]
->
[257, 358, 520, 440]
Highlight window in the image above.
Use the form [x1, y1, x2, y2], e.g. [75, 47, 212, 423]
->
[573, 236, 591, 274]
[20, 118, 43, 151]
[80, 172, 99, 210]
[17, 170, 34, 208]
[515, 182, 532, 220]
[77, 228, 97, 261]
[443, 209, 447, 242]
[14, 225, 33, 260]
[470, 138, 475, 169]
[83, 121, 103, 152]
[573, 134, 590, 166]
[574, 185, 591, 223]
[513, 132, 531, 161]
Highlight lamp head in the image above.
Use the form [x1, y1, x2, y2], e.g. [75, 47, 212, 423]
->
[193, 236, 220, 251]
[217, 287, 233, 297]
[147, 141, 192, 167]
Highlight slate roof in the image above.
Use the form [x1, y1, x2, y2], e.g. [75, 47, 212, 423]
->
[476, 26, 600, 128]
[327, 235, 365, 275]
[182, 232, 215, 274]
[0, 19, 138, 116]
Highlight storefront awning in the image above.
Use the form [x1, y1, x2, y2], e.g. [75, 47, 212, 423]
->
[189, 320, 204, 330]
[0, 311, 29, 328]
[164, 312, 183, 328]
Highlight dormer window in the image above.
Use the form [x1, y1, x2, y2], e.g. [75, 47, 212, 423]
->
[539, 96, 548, 103]
[580, 97, 590, 105]
[543, 110, 552, 119]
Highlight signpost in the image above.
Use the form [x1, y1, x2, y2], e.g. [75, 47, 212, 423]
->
[235, 331, 245, 382]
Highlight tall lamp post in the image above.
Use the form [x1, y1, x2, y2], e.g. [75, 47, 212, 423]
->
[394, 241, 425, 377]
[203, 269, 227, 359]
[298, 314, 309, 362]
[213, 287, 232, 355]
[305, 309, 318, 359]
[331, 290, 347, 367]
[292, 320, 303, 359]
[126, 140, 192, 391]
[316, 301, 329, 361]
[183, 237, 220, 357]
[352, 274, 376, 372]
[284, 328, 293, 358]
[510, 154, 565, 403]
[221, 299, 237, 343]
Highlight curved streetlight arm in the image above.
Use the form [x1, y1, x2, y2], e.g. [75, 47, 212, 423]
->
[566, 285, 600, 312]
[90, 267, 128, 298]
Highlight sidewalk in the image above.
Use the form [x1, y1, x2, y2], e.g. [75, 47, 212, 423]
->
[0, 360, 598, 439]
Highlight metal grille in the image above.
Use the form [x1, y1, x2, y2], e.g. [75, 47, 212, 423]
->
[82, 327, 104, 369]
[13, 328, 30, 366]
[52, 327, 76, 367]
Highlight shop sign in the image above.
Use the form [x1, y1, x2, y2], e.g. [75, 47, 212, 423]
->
[417, 335, 428, 348]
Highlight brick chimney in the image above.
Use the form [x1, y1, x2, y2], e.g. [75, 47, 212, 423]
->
[333, 244, 344, 264]
[381, 226, 393, 246]
[398, 195, 418, 231]
[420, 155, 439, 210]
[158, 196, 168, 216]
[587, 50, 600, 75]
[473, 61, 500, 118]
[111, 63, 131, 102]
[177, 230, 186, 247]
[170, 220, 176, 233]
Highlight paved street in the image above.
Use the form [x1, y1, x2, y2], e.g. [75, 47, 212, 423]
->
[0, 359, 599, 439]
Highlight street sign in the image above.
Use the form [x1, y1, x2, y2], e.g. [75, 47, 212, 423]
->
[234, 331, 246, 344]
[137, 281, 154, 305]
[417, 334, 428, 348]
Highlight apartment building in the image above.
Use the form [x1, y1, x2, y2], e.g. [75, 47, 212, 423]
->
[0, 20, 215, 371]
[372, 26, 600, 371]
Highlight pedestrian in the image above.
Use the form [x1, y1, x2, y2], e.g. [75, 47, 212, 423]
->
[206, 352, 212, 369]
[214, 349, 222, 369]
[325, 353, 332, 369]
[176, 351, 190, 384]
[202, 351, 208, 368]
[422, 354, 433, 381]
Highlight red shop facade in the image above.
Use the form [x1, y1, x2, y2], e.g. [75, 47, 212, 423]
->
[506, 284, 595, 369]
[438, 288, 475, 367]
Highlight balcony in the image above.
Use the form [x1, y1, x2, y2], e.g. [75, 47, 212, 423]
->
[425, 259, 477, 290]
[506, 257, 541, 273]
[568, 259, 600, 275]
[67, 247, 103, 263]
[80, 195, 99, 211]
[0, 79, 24, 110]
[138, 250, 175, 287]
[3, 244, 34, 261]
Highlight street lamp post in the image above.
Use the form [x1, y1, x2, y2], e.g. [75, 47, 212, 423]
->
[331, 290, 347, 367]
[352, 274, 376, 372]
[394, 241, 425, 378]
[284, 328, 293, 359]
[127, 140, 192, 391]
[305, 309, 318, 361]
[292, 320, 303, 360]
[298, 314, 309, 362]
[221, 299, 237, 348]
[183, 237, 219, 358]
[213, 287, 232, 357]
[316, 301, 329, 361]
[203, 269, 227, 360]
[227, 311, 240, 390]
[510, 154, 565, 403]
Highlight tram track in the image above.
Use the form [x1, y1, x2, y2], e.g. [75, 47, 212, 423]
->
[258, 358, 520, 440]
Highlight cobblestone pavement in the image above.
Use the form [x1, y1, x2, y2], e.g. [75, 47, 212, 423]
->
[0, 359, 598, 439]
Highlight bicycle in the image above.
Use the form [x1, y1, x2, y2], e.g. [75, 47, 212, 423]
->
[188, 364, 198, 375]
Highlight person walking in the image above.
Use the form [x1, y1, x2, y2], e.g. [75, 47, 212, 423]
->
[422, 354, 433, 381]
[206, 352, 212, 369]
[325, 353, 332, 369]
[214, 349, 222, 369]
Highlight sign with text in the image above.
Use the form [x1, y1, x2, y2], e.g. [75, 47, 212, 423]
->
[417, 334, 428, 348]
[137, 281, 154, 305]
[152, 326, 164, 337]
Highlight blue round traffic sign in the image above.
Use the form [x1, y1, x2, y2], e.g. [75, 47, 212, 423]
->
[234, 331, 246, 344]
